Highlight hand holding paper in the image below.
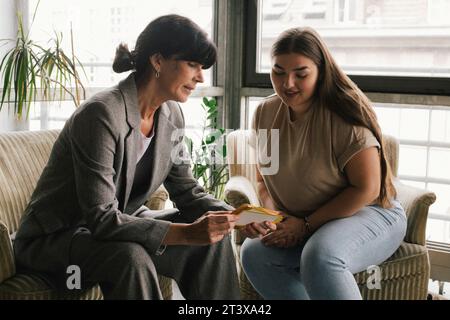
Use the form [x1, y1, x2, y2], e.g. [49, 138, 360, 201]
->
[232, 204, 283, 228]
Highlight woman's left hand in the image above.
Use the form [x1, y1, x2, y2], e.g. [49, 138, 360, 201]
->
[261, 215, 308, 248]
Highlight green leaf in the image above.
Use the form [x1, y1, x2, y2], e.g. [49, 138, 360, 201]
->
[0, 50, 15, 108]
[207, 111, 218, 120]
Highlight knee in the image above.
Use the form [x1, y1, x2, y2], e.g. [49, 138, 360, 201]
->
[111, 242, 155, 272]
[240, 238, 266, 271]
[300, 239, 346, 278]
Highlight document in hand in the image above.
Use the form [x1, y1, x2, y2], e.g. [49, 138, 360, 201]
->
[232, 204, 283, 227]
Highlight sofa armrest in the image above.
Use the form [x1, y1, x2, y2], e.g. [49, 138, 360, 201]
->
[395, 181, 436, 246]
[0, 220, 16, 284]
[224, 176, 260, 208]
[145, 185, 169, 211]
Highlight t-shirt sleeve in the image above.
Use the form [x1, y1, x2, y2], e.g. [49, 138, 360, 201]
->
[333, 117, 381, 172]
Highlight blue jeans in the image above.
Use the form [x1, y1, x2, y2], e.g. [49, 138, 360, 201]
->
[240, 200, 407, 300]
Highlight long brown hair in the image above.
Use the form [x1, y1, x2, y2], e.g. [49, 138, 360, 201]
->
[272, 27, 396, 208]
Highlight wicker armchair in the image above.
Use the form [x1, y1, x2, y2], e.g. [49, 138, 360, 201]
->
[0, 130, 172, 300]
[224, 129, 436, 300]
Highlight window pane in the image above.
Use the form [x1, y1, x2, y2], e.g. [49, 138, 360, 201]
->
[28, 101, 77, 131]
[428, 183, 450, 216]
[29, 0, 215, 88]
[430, 109, 450, 143]
[400, 179, 426, 189]
[428, 148, 450, 180]
[180, 98, 208, 157]
[398, 145, 427, 177]
[373, 106, 401, 137]
[258, 0, 450, 77]
[398, 108, 430, 141]
[180, 98, 207, 129]
[426, 218, 450, 243]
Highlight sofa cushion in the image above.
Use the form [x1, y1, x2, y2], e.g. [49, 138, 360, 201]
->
[354, 241, 428, 284]
[0, 130, 60, 233]
[0, 272, 174, 300]
[355, 241, 429, 299]
[0, 273, 103, 300]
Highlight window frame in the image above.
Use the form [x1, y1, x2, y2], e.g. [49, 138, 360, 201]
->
[244, 0, 450, 96]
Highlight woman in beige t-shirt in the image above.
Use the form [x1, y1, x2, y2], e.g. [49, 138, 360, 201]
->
[240, 27, 407, 300]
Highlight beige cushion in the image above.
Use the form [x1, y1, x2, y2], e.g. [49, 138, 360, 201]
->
[0, 273, 103, 300]
[0, 272, 173, 300]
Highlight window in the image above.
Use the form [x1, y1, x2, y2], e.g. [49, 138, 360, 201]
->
[303, 0, 327, 20]
[244, 1, 450, 246]
[246, 0, 450, 94]
[335, 0, 358, 24]
[23, 0, 215, 131]
[29, 0, 214, 88]
[262, 0, 293, 20]
[374, 103, 450, 243]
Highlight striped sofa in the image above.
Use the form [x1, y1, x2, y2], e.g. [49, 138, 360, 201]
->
[0, 130, 173, 300]
[224, 130, 436, 300]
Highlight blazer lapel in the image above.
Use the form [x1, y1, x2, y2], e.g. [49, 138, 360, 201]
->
[117, 74, 179, 208]
[118, 74, 141, 210]
[148, 102, 177, 194]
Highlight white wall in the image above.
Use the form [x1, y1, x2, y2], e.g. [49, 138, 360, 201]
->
[0, 0, 29, 132]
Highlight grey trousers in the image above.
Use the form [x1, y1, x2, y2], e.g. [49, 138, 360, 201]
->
[69, 229, 240, 300]
[14, 210, 241, 300]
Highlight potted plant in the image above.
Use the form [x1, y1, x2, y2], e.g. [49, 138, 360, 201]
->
[0, 1, 85, 120]
[184, 97, 229, 200]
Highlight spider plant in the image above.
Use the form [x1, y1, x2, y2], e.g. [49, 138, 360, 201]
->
[0, 1, 85, 120]
[39, 30, 85, 106]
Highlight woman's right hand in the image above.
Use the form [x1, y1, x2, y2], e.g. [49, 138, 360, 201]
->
[185, 211, 238, 245]
[239, 221, 277, 239]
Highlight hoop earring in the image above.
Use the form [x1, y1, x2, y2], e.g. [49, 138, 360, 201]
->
[155, 70, 160, 78]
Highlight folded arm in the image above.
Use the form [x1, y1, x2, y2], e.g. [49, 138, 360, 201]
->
[304, 146, 381, 233]
[261, 147, 381, 247]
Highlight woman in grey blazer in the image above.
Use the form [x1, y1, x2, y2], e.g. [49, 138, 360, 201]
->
[13, 14, 240, 300]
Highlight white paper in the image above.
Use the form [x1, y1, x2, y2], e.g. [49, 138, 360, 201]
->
[236, 209, 280, 226]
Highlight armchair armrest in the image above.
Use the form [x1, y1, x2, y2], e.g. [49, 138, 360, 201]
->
[224, 176, 260, 208]
[395, 180, 436, 246]
[224, 176, 260, 245]
[0, 220, 16, 284]
[145, 185, 169, 211]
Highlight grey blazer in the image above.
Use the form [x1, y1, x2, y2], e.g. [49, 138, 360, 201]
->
[15, 73, 232, 260]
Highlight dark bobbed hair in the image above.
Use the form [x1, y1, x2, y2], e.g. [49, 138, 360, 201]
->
[271, 27, 396, 208]
[113, 14, 217, 79]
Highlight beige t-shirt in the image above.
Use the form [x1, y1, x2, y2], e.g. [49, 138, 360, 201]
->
[251, 95, 380, 218]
